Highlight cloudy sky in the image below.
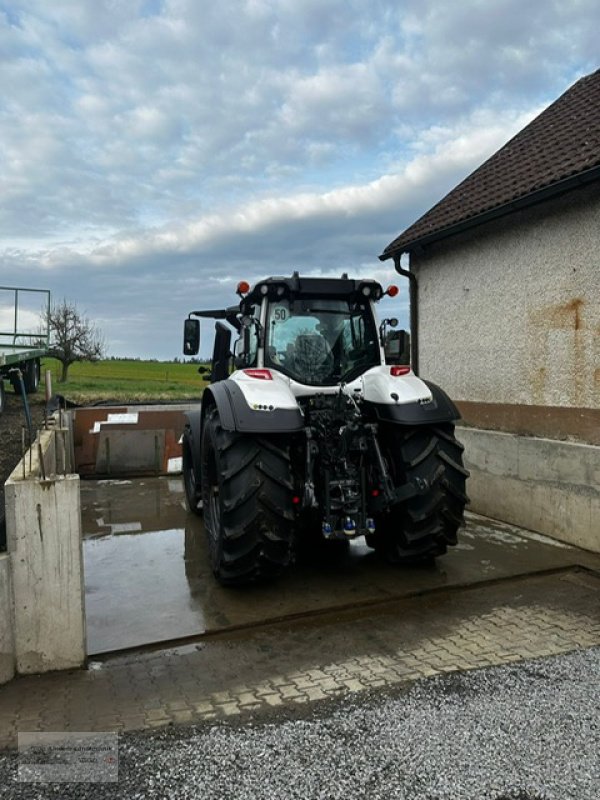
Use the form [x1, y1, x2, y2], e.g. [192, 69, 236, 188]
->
[1, 0, 598, 359]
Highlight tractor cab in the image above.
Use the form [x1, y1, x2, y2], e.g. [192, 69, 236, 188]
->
[184, 272, 405, 387]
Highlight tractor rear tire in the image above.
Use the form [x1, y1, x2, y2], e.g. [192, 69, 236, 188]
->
[200, 407, 295, 585]
[374, 423, 469, 563]
[182, 430, 202, 516]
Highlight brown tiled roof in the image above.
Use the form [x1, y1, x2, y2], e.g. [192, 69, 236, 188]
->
[381, 68, 600, 259]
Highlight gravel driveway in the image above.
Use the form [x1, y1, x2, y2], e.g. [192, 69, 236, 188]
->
[1, 647, 598, 800]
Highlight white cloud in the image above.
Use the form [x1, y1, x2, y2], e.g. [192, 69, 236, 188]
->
[0, 0, 597, 357]
[2, 103, 535, 273]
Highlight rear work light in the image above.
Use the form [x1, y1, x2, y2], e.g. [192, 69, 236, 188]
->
[243, 369, 273, 380]
[390, 365, 411, 376]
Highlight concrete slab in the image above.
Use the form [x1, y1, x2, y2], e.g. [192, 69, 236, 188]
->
[81, 477, 600, 656]
[1, 569, 599, 749]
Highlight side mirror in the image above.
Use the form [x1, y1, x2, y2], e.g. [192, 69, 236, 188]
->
[183, 318, 200, 356]
[385, 329, 410, 365]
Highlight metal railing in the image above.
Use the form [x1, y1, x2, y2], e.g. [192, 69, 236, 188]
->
[0, 286, 51, 349]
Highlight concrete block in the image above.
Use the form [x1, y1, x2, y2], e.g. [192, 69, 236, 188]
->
[95, 429, 165, 475]
[0, 554, 15, 684]
[5, 429, 86, 674]
[459, 427, 600, 553]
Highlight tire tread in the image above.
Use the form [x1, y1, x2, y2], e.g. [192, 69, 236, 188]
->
[201, 408, 294, 584]
[374, 422, 469, 562]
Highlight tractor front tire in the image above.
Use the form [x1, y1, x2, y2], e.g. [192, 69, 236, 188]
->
[374, 423, 469, 563]
[200, 407, 295, 585]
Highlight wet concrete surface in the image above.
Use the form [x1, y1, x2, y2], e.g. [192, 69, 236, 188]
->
[80, 477, 600, 655]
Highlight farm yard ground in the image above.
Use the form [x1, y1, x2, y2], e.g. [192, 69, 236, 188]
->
[1, 478, 599, 794]
[0, 567, 598, 798]
[80, 477, 600, 656]
[1, 646, 599, 800]
[0, 384, 600, 800]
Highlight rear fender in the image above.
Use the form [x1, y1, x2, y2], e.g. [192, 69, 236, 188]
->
[202, 371, 304, 434]
[362, 368, 460, 425]
[361, 366, 432, 405]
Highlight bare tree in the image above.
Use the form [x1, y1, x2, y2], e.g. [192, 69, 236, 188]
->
[44, 299, 105, 382]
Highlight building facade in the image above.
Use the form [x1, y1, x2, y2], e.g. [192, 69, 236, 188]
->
[381, 70, 600, 551]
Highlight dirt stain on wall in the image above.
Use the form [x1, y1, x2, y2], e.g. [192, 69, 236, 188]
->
[542, 297, 585, 331]
[528, 297, 588, 407]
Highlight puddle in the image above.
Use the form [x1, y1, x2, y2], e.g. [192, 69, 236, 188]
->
[81, 479, 591, 656]
[82, 478, 210, 654]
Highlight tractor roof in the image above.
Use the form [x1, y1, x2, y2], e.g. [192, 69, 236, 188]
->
[190, 274, 387, 326]
[245, 272, 384, 304]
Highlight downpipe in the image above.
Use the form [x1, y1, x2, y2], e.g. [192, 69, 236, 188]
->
[393, 253, 419, 376]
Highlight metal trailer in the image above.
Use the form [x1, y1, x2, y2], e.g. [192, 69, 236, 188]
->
[0, 286, 51, 414]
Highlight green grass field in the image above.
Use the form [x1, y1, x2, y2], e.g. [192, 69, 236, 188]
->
[41, 358, 208, 403]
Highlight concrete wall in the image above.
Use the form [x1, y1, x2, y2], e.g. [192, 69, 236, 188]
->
[460, 426, 600, 553]
[0, 554, 15, 684]
[4, 427, 86, 675]
[411, 183, 600, 415]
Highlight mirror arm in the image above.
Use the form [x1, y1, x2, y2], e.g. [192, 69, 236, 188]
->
[253, 318, 265, 348]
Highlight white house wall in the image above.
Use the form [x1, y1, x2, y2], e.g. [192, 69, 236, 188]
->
[409, 182, 599, 551]
[412, 182, 599, 414]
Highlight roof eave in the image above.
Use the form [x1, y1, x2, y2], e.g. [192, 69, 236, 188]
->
[379, 163, 600, 261]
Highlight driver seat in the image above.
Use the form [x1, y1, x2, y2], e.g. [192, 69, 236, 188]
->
[293, 334, 333, 378]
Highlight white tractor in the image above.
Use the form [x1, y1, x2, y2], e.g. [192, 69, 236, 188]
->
[182, 273, 468, 585]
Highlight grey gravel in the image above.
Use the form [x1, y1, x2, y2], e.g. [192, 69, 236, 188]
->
[1, 647, 598, 799]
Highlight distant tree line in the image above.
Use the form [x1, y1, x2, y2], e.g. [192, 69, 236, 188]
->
[105, 356, 211, 364]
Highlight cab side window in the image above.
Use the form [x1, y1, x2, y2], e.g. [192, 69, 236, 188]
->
[234, 305, 258, 368]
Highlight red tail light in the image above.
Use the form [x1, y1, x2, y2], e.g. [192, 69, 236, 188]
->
[243, 368, 273, 380]
[386, 285, 399, 297]
[237, 280, 250, 294]
[390, 365, 411, 376]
